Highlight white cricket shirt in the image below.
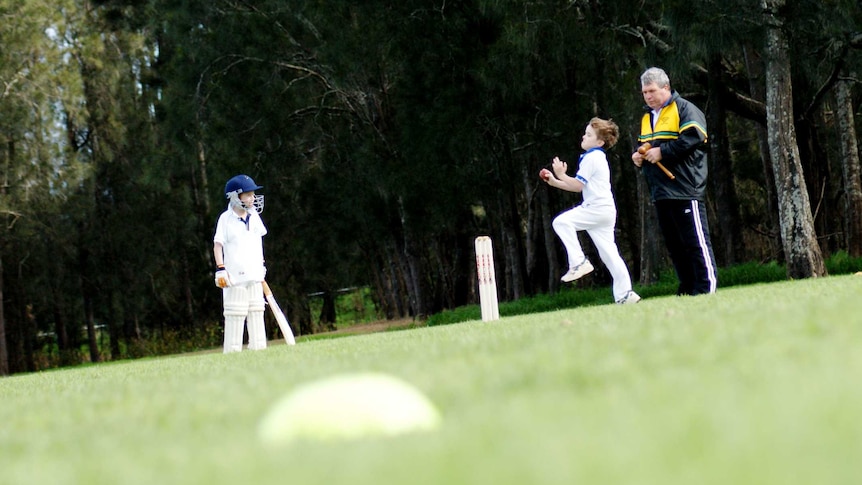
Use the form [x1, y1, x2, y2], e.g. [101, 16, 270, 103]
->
[213, 207, 268, 284]
[574, 147, 615, 209]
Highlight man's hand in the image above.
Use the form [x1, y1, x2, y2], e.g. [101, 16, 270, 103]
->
[634, 142, 658, 168]
[634, 142, 675, 179]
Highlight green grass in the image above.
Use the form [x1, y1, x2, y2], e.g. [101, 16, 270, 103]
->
[2, 275, 862, 485]
[427, 253, 862, 326]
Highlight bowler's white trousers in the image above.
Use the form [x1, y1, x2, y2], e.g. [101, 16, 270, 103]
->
[552, 203, 634, 301]
[222, 282, 267, 353]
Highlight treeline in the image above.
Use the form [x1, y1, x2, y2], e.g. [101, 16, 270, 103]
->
[1, 0, 861, 375]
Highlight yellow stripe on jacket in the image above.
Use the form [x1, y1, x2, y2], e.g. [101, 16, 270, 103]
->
[638, 101, 708, 143]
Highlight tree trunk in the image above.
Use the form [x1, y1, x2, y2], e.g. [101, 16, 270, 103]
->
[0, 253, 7, 376]
[743, 44, 784, 262]
[835, 78, 862, 257]
[796, 118, 835, 253]
[383, 241, 407, 318]
[289, 290, 313, 338]
[397, 198, 427, 318]
[707, 55, 745, 266]
[84, 290, 100, 363]
[389, 241, 410, 318]
[318, 290, 337, 332]
[524, 164, 542, 293]
[500, 188, 526, 301]
[430, 237, 458, 310]
[195, 139, 211, 217]
[295, 300, 313, 337]
[23, 303, 37, 372]
[637, 174, 667, 284]
[110, 290, 124, 359]
[538, 178, 560, 293]
[78, 244, 101, 363]
[369, 251, 394, 320]
[52, 277, 75, 366]
[762, 0, 826, 279]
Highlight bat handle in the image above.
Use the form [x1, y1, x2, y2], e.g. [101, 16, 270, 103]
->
[261, 280, 273, 297]
[638, 143, 675, 180]
[656, 162, 676, 180]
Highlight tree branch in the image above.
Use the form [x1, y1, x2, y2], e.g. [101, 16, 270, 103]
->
[802, 57, 845, 122]
[692, 63, 767, 124]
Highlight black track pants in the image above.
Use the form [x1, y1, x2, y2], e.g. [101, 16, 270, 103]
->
[654, 199, 718, 296]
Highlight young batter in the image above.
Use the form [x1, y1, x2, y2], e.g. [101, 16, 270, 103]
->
[213, 174, 269, 352]
[540, 118, 641, 304]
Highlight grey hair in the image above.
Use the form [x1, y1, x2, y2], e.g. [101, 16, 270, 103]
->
[641, 67, 670, 88]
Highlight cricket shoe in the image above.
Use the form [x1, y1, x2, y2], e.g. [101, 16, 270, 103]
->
[561, 260, 594, 283]
[616, 291, 641, 304]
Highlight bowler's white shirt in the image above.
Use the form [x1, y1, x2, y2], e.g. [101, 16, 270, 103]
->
[575, 147, 615, 209]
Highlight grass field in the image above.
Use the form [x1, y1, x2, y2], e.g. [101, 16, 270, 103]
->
[2, 275, 861, 485]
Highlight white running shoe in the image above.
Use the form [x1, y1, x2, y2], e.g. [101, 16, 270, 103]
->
[616, 291, 641, 304]
[561, 260, 594, 283]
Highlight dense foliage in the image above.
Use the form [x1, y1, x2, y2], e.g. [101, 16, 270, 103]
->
[2, 0, 861, 374]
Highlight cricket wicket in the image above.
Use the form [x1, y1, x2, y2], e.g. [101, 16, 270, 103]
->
[474, 236, 500, 321]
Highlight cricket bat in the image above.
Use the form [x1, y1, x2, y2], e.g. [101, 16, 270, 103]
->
[262, 281, 296, 345]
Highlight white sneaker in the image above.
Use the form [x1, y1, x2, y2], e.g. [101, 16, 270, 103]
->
[561, 260, 594, 283]
[616, 291, 641, 304]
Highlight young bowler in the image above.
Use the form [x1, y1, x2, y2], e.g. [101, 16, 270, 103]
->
[540, 118, 641, 304]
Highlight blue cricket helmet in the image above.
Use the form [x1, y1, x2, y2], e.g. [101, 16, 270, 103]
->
[224, 174, 263, 197]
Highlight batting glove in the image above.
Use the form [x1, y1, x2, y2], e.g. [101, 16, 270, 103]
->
[215, 266, 231, 288]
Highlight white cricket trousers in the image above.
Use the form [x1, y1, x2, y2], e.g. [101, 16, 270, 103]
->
[222, 282, 267, 353]
[552, 204, 634, 301]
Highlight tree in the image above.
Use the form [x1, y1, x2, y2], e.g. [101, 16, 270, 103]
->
[760, 0, 826, 278]
[6, 0, 862, 374]
[0, 0, 90, 374]
[835, 76, 862, 257]
[706, 55, 746, 266]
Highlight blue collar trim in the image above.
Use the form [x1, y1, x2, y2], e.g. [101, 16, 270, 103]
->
[579, 147, 605, 161]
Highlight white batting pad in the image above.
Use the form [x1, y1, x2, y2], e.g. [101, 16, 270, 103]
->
[223, 285, 250, 353]
[246, 283, 267, 350]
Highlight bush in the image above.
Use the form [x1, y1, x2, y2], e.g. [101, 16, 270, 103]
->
[716, 260, 786, 287]
[825, 250, 862, 275]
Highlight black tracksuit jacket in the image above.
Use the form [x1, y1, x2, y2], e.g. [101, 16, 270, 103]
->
[637, 91, 709, 202]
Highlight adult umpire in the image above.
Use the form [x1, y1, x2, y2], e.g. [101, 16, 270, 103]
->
[632, 67, 717, 296]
